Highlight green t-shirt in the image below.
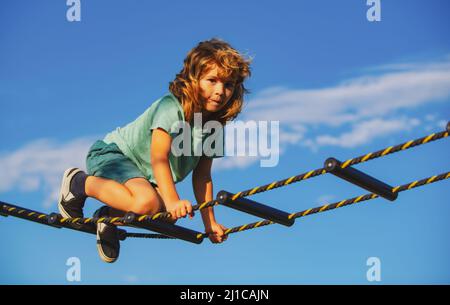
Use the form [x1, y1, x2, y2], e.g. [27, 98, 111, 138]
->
[103, 92, 223, 185]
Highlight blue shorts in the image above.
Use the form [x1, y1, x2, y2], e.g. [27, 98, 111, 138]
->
[86, 140, 157, 187]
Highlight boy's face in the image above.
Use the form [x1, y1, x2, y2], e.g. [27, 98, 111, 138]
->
[198, 64, 236, 115]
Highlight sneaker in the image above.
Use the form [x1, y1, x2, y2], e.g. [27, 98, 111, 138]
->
[94, 206, 120, 263]
[58, 167, 86, 219]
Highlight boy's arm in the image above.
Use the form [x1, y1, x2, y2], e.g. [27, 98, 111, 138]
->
[151, 128, 192, 219]
[192, 155, 217, 228]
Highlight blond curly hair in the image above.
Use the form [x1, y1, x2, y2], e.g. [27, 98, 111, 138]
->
[169, 38, 252, 125]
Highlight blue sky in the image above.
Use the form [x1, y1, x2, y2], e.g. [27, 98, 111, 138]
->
[1, 0, 449, 284]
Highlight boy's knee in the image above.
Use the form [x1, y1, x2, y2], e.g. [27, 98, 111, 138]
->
[132, 197, 161, 215]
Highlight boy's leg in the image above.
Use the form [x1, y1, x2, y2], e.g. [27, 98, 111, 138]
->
[100, 180, 177, 224]
[90, 177, 162, 264]
[85, 176, 162, 215]
[151, 185, 177, 224]
[91, 177, 173, 263]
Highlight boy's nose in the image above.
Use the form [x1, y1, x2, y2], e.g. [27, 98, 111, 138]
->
[214, 83, 224, 96]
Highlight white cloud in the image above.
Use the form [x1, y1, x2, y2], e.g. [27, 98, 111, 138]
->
[124, 275, 139, 283]
[0, 137, 97, 208]
[213, 120, 285, 170]
[316, 194, 336, 205]
[437, 120, 447, 129]
[306, 117, 420, 149]
[244, 67, 450, 126]
[213, 155, 260, 171]
[424, 114, 436, 122]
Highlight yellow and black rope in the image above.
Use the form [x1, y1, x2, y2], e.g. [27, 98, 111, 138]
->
[2, 172, 449, 241]
[0, 201, 172, 240]
[228, 128, 448, 200]
[221, 171, 450, 236]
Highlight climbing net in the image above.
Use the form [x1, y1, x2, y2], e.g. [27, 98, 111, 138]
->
[1, 122, 449, 243]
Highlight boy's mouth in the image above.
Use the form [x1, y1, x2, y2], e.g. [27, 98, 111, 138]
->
[209, 99, 221, 106]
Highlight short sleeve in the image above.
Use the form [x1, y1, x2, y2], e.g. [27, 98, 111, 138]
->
[148, 95, 184, 138]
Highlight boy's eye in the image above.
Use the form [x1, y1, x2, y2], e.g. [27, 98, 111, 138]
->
[207, 78, 234, 88]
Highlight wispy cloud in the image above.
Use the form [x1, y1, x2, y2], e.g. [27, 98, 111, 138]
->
[306, 117, 421, 150]
[316, 194, 337, 206]
[244, 60, 450, 126]
[123, 275, 139, 283]
[212, 122, 305, 170]
[0, 137, 96, 208]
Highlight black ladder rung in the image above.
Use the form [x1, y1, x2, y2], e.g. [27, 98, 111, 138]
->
[47, 213, 128, 240]
[123, 212, 203, 244]
[1, 201, 62, 229]
[324, 157, 398, 201]
[216, 190, 295, 227]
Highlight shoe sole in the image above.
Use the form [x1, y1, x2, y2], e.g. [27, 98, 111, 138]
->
[96, 223, 118, 263]
[58, 167, 82, 219]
